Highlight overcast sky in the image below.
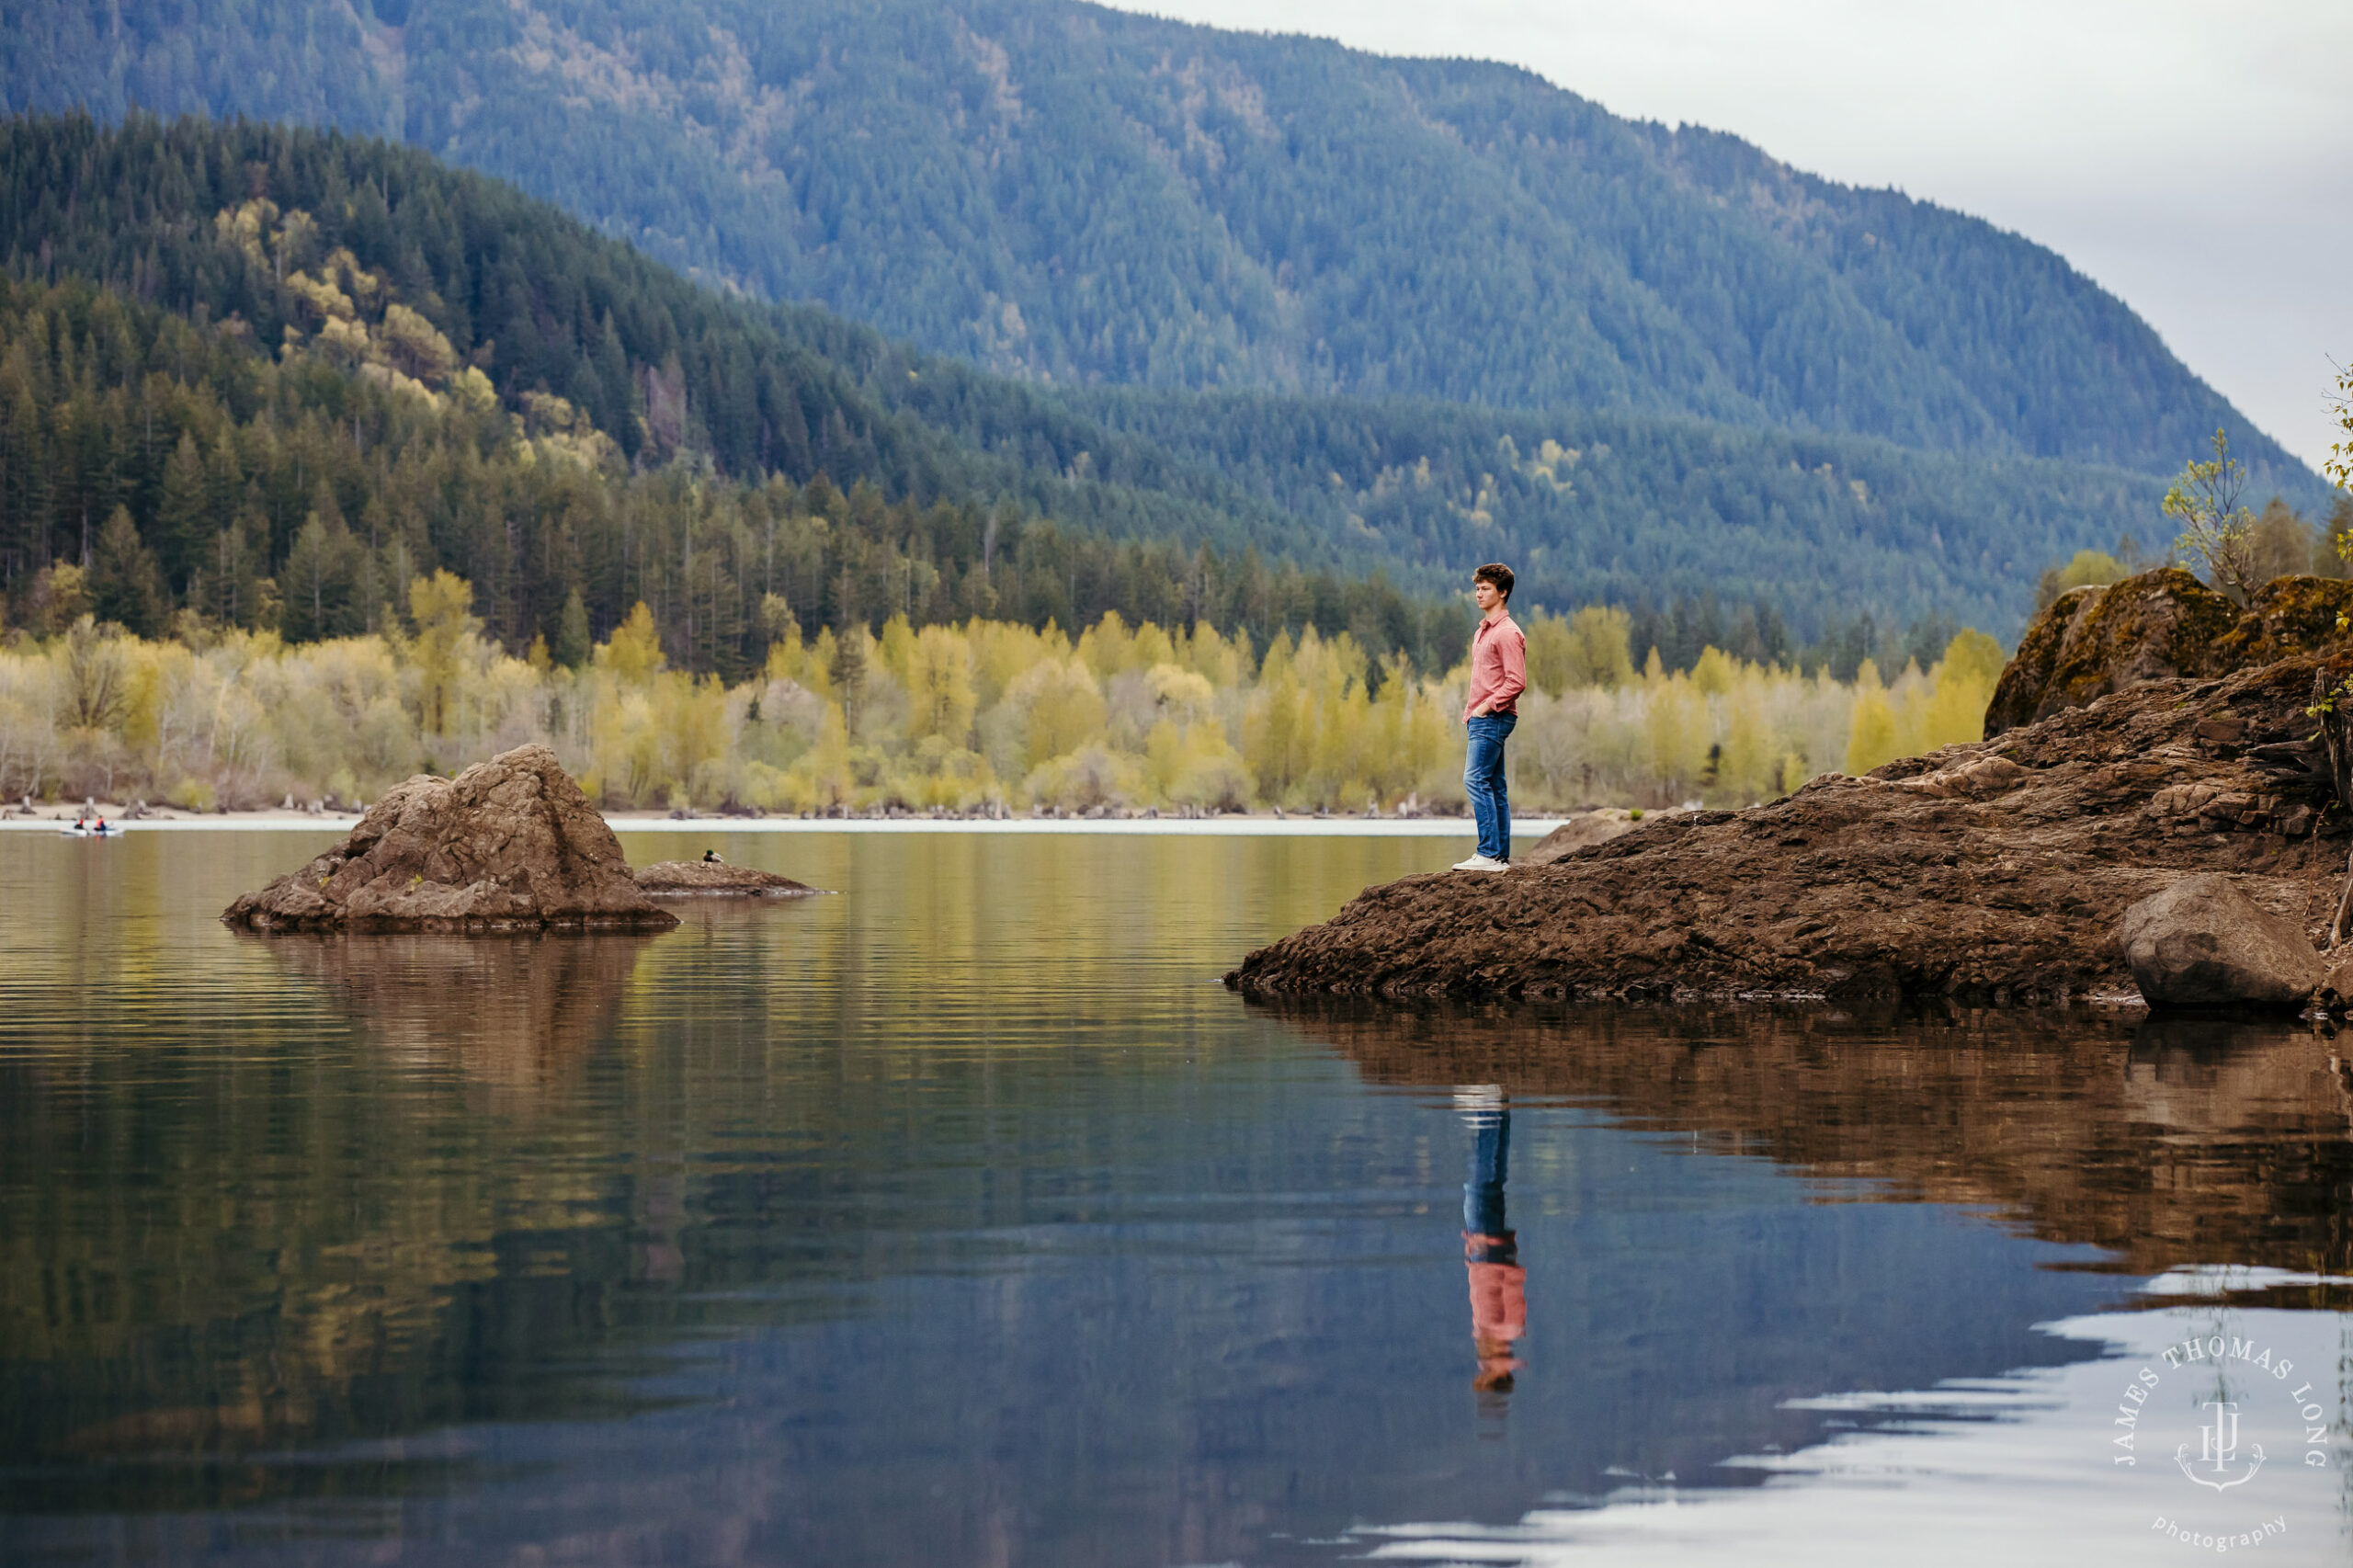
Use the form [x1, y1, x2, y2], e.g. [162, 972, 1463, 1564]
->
[1106, 0, 2352, 477]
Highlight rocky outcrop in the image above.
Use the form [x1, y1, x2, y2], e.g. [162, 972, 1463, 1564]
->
[1984, 568, 2237, 734]
[1985, 570, 2353, 735]
[2118, 874, 2325, 1009]
[222, 744, 677, 932]
[634, 860, 818, 896]
[1521, 809, 1643, 866]
[2209, 574, 2353, 668]
[1225, 652, 2353, 1005]
[2318, 952, 2353, 1013]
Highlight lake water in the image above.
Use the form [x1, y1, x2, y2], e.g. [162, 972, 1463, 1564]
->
[1, 830, 2347, 1566]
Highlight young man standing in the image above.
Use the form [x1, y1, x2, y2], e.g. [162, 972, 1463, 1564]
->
[1455, 563, 1526, 871]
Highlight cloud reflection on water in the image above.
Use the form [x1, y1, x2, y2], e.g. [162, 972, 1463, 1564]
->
[1353, 1299, 2348, 1567]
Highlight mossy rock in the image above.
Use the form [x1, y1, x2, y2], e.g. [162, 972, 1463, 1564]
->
[2209, 575, 2353, 667]
[1984, 585, 2101, 735]
[1984, 568, 2237, 735]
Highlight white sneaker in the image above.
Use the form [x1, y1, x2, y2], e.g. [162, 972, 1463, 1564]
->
[1451, 854, 1508, 871]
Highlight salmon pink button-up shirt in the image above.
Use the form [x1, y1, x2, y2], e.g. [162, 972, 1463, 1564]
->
[1462, 613, 1527, 721]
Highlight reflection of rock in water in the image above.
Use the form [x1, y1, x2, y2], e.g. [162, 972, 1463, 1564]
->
[1279, 1000, 2353, 1279]
[20, 935, 664, 1471]
[256, 932, 656, 1102]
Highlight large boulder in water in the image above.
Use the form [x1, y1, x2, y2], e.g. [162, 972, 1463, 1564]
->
[222, 744, 676, 932]
[2116, 874, 2323, 1010]
[1984, 568, 2237, 735]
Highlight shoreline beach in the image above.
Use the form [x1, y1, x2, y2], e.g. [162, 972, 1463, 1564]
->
[9, 807, 1573, 838]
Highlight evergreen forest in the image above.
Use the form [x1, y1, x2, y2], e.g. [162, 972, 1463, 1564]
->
[0, 117, 2024, 816]
[0, 112, 2302, 650]
[0, 0, 2319, 492]
[0, 114, 1459, 669]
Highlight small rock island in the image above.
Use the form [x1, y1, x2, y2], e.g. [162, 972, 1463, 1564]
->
[633, 861, 818, 897]
[1228, 569, 2353, 1006]
[222, 744, 678, 932]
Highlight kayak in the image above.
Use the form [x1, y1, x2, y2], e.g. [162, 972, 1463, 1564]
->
[59, 824, 125, 837]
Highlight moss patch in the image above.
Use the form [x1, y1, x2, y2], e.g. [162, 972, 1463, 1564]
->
[1988, 570, 2353, 736]
[2211, 575, 2353, 667]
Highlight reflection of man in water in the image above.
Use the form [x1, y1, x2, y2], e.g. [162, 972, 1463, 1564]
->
[1459, 1085, 1528, 1394]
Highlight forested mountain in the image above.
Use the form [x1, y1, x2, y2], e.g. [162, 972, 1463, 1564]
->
[0, 113, 1316, 553]
[0, 0, 2317, 495]
[0, 116, 1466, 672]
[1060, 387, 2179, 640]
[0, 114, 2273, 644]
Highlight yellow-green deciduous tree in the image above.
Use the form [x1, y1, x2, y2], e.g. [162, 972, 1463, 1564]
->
[2034, 550, 2128, 611]
[1845, 659, 1898, 776]
[2328, 362, 2352, 494]
[2165, 429, 2260, 603]
[905, 624, 978, 745]
[0, 600, 2018, 818]
[1523, 605, 1634, 693]
[407, 569, 474, 736]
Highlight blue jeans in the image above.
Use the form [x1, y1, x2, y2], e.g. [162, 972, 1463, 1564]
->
[1462, 1106, 1511, 1240]
[1464, 713, 1516, 861]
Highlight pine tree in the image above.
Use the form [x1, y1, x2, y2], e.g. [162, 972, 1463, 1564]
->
[86, 504, 168, 637]
[828, 623, 868, 737]
[278, 508, 364, 642]
[553, 586, 593, 670]
[0, 366, 49, 585]
[152, 430, 211, 591]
